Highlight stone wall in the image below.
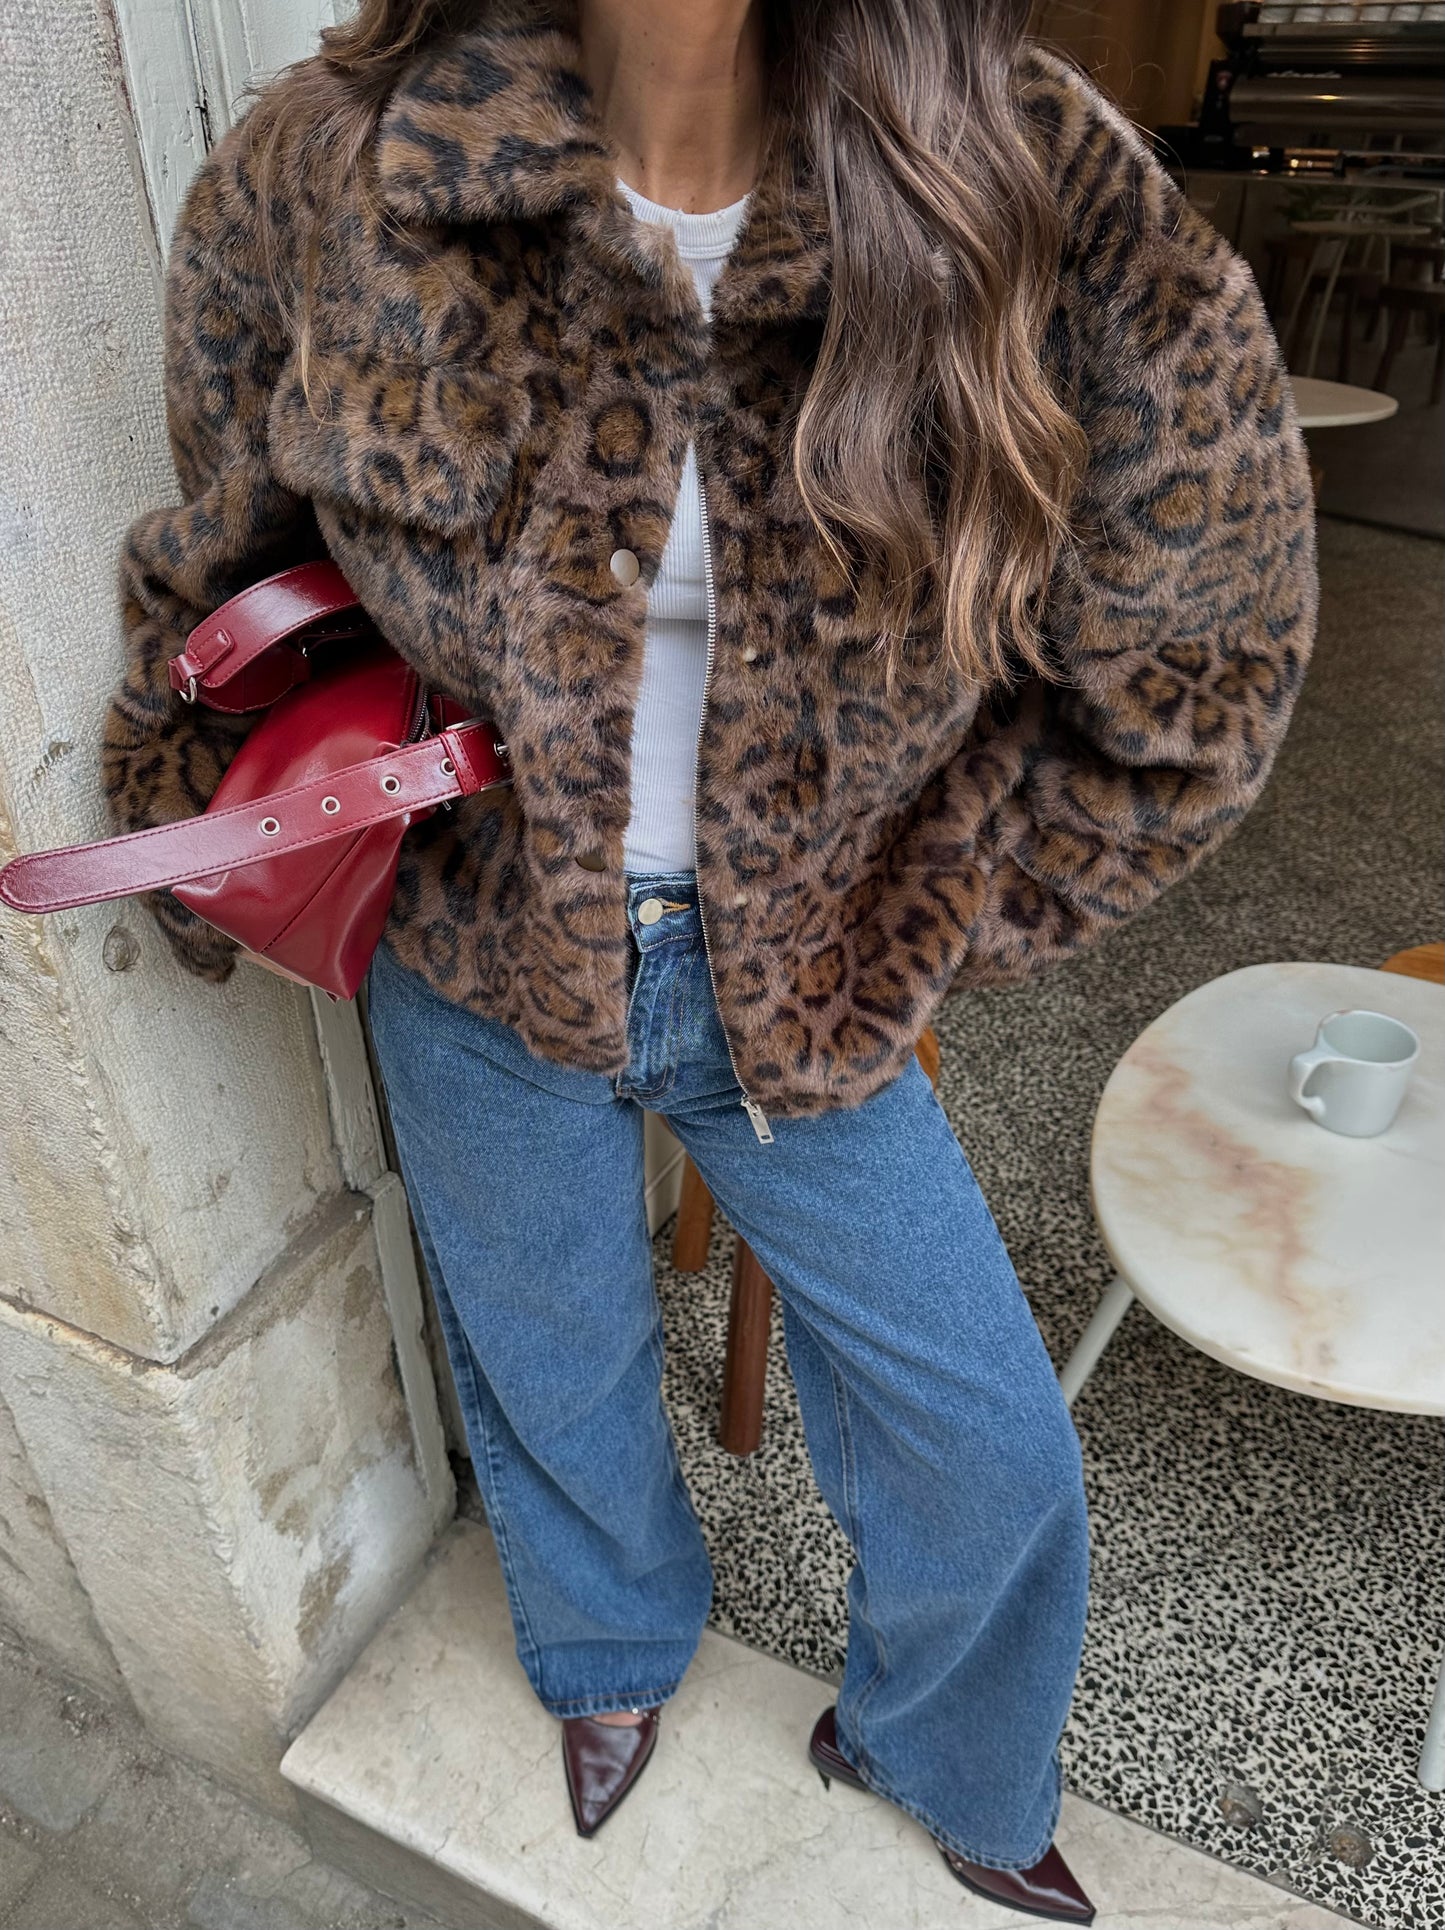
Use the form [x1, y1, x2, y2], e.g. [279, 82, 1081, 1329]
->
[0, 0, 452, 1817]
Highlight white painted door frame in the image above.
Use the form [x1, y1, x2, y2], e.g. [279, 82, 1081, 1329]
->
[110, 0, 339, 241]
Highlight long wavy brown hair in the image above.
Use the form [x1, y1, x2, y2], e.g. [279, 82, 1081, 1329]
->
[252, 0, 1084, 692]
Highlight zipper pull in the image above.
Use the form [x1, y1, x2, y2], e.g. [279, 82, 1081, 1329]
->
[742, 1096, 774, 1145]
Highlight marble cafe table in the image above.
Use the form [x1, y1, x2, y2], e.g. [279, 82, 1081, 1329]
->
[1289, 375, 1400, 432]
[1057, 960, 1445, 1786]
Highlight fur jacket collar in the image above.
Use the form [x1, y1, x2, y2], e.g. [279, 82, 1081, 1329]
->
[373, 2, 832, 329]
[104, 0, 1317, 1121]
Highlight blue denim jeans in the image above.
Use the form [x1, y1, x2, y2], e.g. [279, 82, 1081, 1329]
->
[364, 866, 1090, 1870]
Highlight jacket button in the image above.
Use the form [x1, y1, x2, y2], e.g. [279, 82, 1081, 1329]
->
[574, 848, 607, 871]
[609, 548, 640, 587]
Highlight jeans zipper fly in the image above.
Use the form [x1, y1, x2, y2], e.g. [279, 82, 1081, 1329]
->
[694, 458, 773, 1146]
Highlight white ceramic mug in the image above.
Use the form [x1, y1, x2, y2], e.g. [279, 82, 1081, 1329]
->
[1288, 1007, 1420, 1137]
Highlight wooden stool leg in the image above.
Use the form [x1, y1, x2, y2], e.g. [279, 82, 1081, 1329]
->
[672, 1154, 715, 1271]
[719, 1239, 772, 1456]
[914, 1024, 941, 1091]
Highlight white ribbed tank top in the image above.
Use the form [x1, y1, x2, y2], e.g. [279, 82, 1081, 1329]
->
[616, 178, 751, 874]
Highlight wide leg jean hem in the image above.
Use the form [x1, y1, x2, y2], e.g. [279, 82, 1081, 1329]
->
[536, 1675, 686, 1720]
[830, 1710, 1065, 1874]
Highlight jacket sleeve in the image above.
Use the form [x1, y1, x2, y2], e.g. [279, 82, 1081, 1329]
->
[102, 102, 319, 981]
[943, 53, 1318, 997]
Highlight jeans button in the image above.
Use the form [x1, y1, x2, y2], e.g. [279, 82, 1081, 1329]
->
[637, 898, 664, 925]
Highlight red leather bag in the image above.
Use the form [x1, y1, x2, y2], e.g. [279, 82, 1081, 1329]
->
[0, 563, 512, 999]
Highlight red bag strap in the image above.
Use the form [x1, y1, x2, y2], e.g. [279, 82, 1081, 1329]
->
[0, 722, 509, 914]
[167, 561, 370, 714]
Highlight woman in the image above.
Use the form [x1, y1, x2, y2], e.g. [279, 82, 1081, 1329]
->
[103, 0, 1317, 1918]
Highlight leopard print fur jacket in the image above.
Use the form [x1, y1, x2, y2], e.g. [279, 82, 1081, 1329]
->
[103, 0, 1318, 1120]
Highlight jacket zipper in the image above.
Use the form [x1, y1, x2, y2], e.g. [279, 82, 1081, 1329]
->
[694, 455, 773, 1146]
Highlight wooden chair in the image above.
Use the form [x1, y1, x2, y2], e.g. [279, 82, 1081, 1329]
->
[1277, 189, 1439, 378]
[1380, 942, 1445, 986]
[672, 1026, 942, 1455]
[1374, 277, 1445, 409]
[1263, 235, 1379, 386]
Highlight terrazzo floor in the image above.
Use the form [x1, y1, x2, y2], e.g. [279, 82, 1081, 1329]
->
[649, 518, 1444, 1930]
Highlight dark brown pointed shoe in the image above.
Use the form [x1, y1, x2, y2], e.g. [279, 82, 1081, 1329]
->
[808, 1704, 870, 1792]
[936, 1840, 1094, 1925]
[561, 1709, 660, 1838]
[809, 1705, 1095, 1925]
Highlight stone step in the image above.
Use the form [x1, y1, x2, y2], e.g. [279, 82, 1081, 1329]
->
[279, 1517, 1347, 1930]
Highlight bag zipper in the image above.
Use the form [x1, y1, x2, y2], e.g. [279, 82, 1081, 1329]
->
[694, 455, 774, 1146]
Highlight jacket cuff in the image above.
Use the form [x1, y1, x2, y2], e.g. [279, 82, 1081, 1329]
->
[147, 887, 240, 983]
